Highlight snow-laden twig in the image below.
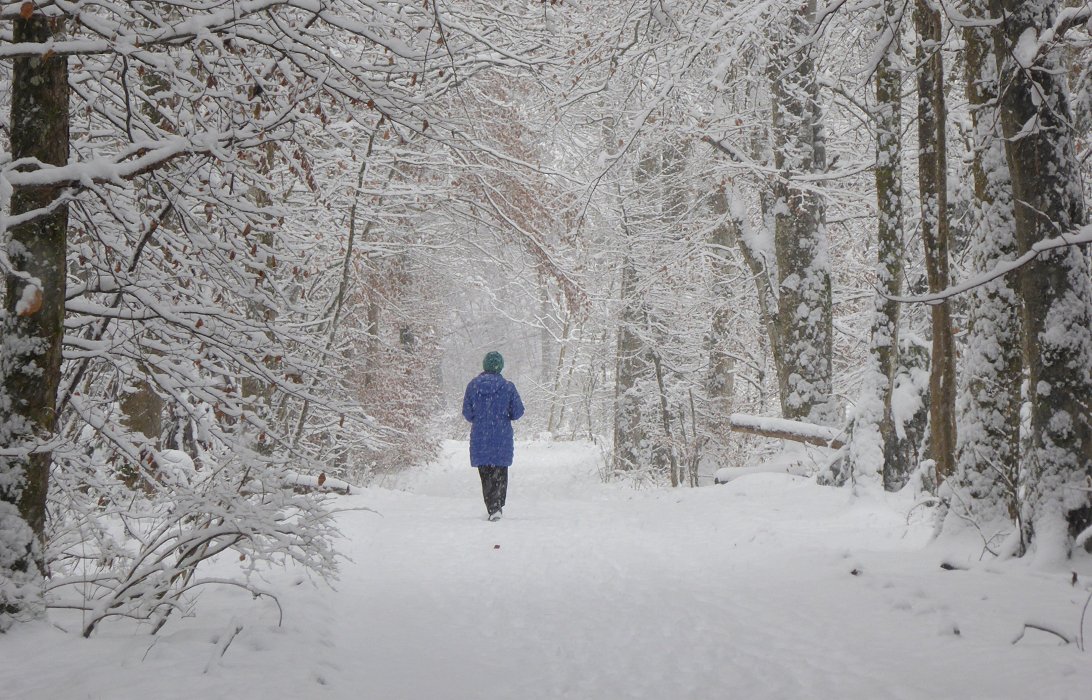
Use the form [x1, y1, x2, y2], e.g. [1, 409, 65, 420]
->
[45, 453, 336, 637]
[906, 497, 941, 524]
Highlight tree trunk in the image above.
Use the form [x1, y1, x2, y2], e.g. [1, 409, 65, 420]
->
[706, 188, 737, 436]
[769, 0, 835, 426]
[914, 0, 957, 486]
[1, 12, 70, 626]
[988, 0, 1092, 553]
[553, 320, 580, 433]
[612, 252, 646, 473]
[546, 314, 571, 434]
[718, 181, 783, 397]
[241, 142, 278, 455]
[611, 142, 664, 475]
[873, 3, 909, 489]
[364, 294, 381, 390]
[118, 374, 165, 491]
[946, 0, 1024, 531]
[650, 353, 680, 487]
[116, 64, 174, 473]
[845, 0, 909, 490]
[541, 282, 558, 432]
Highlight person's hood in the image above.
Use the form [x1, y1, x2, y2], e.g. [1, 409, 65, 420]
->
[473, 371, 507, 395]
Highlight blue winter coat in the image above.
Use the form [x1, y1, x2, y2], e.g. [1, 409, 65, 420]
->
[462, 372, 525, 467]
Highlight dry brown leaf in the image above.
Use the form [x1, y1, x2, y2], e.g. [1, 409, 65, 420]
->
[17, 286, 43, 317]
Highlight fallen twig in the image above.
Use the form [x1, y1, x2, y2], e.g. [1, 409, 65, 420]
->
[1012, 623, 1071, 646]
[204, 619, 245, 674]
[1079, 590, 1092, 652]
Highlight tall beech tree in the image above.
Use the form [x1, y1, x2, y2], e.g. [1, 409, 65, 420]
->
[768, 0, 835, 426]
[943, 0, 1024, 534]
[914, 0, 957, 486]
[845, 0, 910, 490]
[987, 0, 1092, 554]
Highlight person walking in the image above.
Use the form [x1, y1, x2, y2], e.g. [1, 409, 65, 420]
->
[462, 351, 524, 521]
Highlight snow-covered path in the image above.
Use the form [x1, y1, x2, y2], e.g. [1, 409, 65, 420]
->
[4, 440, 1092, 699]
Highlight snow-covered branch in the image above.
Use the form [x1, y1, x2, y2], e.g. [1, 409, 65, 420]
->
[889, 224, 1092, 305]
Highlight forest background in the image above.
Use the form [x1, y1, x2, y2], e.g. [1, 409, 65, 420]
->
[1, 0, 1091, 634]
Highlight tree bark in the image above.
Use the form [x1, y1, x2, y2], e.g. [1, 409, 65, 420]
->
[914, 0, 957, 485]
[546, 313, 571, 434]
[612, 251, 646, 473]
[611, 142, 665, 475]
[116, 62, 176, 472]
[541, 282, 559, 432]
[946, 0, 1024, 531]
[650, 352, 680, 487]
[844, 0, 910, 490]
[873, 3, 908, 489]
[988, 0, 1092, 551]
[241, 141, 278, 455]
[364, 294, 381, 390]
[118, 374, 165, 491]
[706, 187, 737, 435]
[768, 1, 835, 426]
[1, 12, 70, 624]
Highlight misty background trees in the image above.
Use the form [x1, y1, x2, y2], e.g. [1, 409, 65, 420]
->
[2, 0, 1091, 632]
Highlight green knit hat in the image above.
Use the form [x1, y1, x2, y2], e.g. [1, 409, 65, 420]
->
[483, 351, 504, 374]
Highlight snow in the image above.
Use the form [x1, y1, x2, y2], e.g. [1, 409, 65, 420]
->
[13, 283, 40, 316]
[3, 440, 1092, 699]
[713, 449, 819, 484]
[152, 449, 196, 487]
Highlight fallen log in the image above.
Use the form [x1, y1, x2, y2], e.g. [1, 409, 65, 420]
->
[727, 413, 845, 450]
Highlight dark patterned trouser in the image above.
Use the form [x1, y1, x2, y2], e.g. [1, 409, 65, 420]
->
[477, 466, 508, 515]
